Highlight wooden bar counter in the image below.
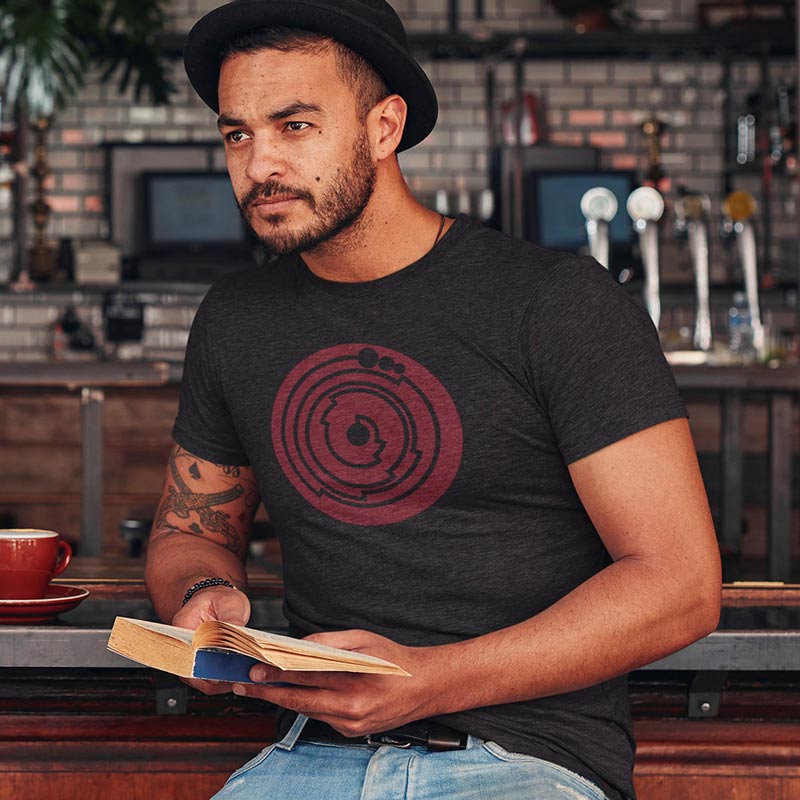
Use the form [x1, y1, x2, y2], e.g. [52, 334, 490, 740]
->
[2, 558, 800, 800]
[1, 362, 799, 798]
[0, 558, 284, 800]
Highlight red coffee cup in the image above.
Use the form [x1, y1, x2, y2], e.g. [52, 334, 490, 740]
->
[0, 529, 73, 600]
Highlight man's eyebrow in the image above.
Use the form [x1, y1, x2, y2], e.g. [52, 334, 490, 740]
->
[267, 102, 322, 121]
[217, 103, 323, 131]
[217, 114, 244, 130]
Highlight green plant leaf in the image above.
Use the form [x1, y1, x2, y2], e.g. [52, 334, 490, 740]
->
[0, 0, 174, 121]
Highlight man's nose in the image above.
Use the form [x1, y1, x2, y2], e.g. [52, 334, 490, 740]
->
[244, 138, 286, 185]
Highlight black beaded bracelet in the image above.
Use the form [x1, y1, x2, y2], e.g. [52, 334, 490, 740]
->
[182, 578, 237, 606]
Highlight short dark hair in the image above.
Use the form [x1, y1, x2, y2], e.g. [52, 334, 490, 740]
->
[220, 27, 390, 119]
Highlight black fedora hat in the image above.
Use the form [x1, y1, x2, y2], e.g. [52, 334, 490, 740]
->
[184, 0, 438, 152]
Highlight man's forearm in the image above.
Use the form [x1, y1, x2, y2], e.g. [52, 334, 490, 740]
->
[145, 531, 248, 623]
[145, 446, 259, 623]
[419, 554, 720, 718]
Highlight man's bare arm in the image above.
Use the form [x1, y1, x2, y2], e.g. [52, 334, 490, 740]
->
[145, 445, 261, 626]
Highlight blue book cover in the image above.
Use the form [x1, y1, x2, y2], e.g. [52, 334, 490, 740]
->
[193, 648, 261, 682]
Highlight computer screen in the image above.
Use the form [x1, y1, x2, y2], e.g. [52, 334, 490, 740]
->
[533, 171, 636, 251]
[144, 171, 245, 249]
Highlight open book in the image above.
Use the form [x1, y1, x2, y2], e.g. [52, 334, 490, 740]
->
[107, 617, 411, 683]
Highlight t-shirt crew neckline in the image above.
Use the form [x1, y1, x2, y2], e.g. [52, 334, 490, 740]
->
[298, 213, 474, 295]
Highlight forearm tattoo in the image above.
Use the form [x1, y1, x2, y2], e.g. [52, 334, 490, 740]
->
[153, 447, 258, 558]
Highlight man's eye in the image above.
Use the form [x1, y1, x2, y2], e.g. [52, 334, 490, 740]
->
[224, 130, 250, 144]
[286, 121, 310, 132]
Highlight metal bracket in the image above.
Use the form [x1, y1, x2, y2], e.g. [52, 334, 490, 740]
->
[155, 677, 188, 715]
[688, 670, 727, 718]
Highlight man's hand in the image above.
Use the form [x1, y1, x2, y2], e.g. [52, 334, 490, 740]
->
[172, 585, 251, 630]
[172, 586, 252, 696]
[231, 629, 445, 736]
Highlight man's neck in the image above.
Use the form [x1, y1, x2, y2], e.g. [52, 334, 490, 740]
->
[301, 179, 452, 284]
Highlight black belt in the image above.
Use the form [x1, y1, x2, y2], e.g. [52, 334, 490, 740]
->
[299, 718, 468, 752]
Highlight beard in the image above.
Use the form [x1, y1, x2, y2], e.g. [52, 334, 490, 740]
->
[236, 129, 377, 257]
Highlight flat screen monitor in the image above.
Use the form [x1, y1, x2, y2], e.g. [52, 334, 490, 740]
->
[143, 171, 246, 252]
[530, 170, 636, 251]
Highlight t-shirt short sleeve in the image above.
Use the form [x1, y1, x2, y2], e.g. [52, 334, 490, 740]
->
[172, 290, 251, 466]
[521, 256, 687, 465]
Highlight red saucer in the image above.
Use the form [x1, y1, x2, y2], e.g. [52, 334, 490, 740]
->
[0, 585, 90, 624]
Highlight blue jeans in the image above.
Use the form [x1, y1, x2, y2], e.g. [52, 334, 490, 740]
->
[211, 714, 608, 800]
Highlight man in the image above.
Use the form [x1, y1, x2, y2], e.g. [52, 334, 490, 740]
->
[145, 1, 721, 798]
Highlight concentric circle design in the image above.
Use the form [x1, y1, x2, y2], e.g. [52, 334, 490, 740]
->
[271, 344, 463, 525]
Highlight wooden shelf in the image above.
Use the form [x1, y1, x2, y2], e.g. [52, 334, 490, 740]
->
[157, 29, 796, 61]
[0, 493, 160, 505]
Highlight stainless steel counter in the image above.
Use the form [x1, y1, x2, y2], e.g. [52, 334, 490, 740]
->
[0, 360, 172, 387]
[1, 627, 798, 672]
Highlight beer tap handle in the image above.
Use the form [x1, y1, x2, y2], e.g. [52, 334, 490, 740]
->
[641, 117, 668, 192]
[723, 190, 764, 356]
[675, 193, 713, 352]
[626, 187, 664, 331]
[580, 187, 618, 269]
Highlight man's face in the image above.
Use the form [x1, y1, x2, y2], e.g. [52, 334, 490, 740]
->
[217, 47, 377, 256]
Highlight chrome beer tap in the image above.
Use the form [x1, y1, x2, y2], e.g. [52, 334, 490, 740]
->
[580, 187, 618, 269]
[674, 192, 713, 352]
[626, 187, 665, 331]
[723, 190, 765, 358]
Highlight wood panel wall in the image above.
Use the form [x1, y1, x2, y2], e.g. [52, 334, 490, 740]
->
[2, 387, 798, 563]
[0, 387, 177, 554]
[2, 685, 800, 800]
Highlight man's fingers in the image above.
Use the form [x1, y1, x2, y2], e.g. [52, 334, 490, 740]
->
[304, 629, 374, 650]
[249, 665, 353, 686]
[181, 676, 236, 695]
[233, 682, 332, 714]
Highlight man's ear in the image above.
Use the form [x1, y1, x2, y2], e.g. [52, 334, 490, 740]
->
[367, 94, 408, 160]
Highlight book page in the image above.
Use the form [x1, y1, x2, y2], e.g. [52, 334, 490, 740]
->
[123, 617, 196, 644]
[107, 617, 194, 677]
[194, 621, 410, 675]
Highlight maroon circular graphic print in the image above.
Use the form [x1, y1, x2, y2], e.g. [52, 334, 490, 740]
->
[271, 344, 463, 525]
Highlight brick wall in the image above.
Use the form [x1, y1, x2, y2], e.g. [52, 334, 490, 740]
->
[0, 287, 203, 363]
[0, 0, 796, 361]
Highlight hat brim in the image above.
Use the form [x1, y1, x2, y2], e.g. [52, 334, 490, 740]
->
[184, 0, 437, 152]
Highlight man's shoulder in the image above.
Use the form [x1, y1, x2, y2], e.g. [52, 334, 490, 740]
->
[455, 217, 567, 265]
[447, 217, 594, 295]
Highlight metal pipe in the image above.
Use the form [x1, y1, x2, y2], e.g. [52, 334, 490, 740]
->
[481, 60, 498, 225]
[12, 102, 28, 279]
[512, 49, 525, 239]
[722, 57, 734, 197]
[81, 388, 105, 557]
[758, 46, 772, 275]
[448, 0, 459, 33]
[485, 61, 497, 152]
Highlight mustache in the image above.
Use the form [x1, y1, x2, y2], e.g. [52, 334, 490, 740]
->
[239, 181, 316, 212]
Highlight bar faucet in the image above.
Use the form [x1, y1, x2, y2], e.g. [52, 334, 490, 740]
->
[580, 187, 618, 269]
[674, 192, 713, 352]
[626, 187, 665, 332]
[722, 190, 765, 359]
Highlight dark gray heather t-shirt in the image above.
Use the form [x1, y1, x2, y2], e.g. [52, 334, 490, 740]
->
[173, 215, 687, 800]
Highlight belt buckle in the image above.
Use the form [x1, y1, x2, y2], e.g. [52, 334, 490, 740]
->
[364, 725, 467, 752]
[365, 734, 414, 749]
